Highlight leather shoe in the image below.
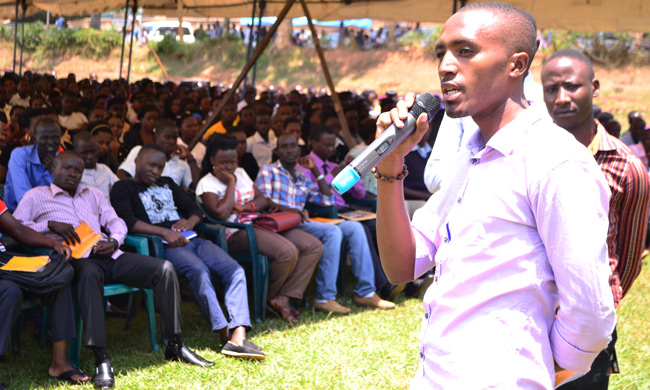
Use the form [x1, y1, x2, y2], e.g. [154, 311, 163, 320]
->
[354, 293, 396, 310]
[312, 300, 351, 314]
[379, 283, 406, 300]
[94, 362, 114, 390]
[165, 344, 215, 367]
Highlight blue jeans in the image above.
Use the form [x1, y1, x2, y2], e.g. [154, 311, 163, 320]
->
[164, 238, 251, 332]
[297, 221, 375, 301]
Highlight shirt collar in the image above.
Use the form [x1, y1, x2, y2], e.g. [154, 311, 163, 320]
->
[50, 183, 89, 198]
[27, 145, 41, 165]
[309, 151, 328, 168]
[411, 142, 432, 158]
[466, 105, 542, 157]
[587, 119, 616, 155]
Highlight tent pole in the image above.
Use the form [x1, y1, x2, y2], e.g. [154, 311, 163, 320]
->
[119, 0, 130, 80]
[12, 0, 18, 73]
[299, 0, 354, 148]
[126, 0, 137, 84]
[187, 0, 296, 150]
[19, 0, 25, 76]
[251, 0, 266, 87]
[242, 0, 258, 95]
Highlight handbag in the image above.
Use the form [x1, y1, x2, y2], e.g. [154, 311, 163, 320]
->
[0, 253, 74, 294]
[253, 211, 302, 233]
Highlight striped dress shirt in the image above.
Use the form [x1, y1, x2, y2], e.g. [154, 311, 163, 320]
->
[588, 120, 650, 307]
[13, 184, 127, 259]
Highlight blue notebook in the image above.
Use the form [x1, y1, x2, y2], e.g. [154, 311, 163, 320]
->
[162, 230, 197, 244]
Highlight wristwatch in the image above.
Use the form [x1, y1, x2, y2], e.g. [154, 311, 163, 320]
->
[187, 157, 197, 165]
[109, 238, 119, 251]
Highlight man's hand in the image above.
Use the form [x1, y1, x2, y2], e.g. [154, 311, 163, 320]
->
[92, 241, 115, 257]
[297, 156, 314, 169]
[42, 153, 56, 173]
[331, 155, 354, 177]
[47, 221, 80, 245]
[162, 230, 189, 247]
[53, 243, 72, 259]
[375, 92, 429, 173]
[175, 144, 191, 160]
[172, 219, 196, 232]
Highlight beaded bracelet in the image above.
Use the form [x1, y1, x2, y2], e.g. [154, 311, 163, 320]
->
[371, 165, 409, 182]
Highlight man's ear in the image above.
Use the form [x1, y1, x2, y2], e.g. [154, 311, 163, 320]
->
[592, 78, 600, 99]
[509, 52, 530, 79]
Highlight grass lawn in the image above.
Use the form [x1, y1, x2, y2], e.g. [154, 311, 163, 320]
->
[3, 258, 650, 389]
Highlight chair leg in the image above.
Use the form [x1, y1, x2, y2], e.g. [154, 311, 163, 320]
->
[251, 255, 270, 323]
[143, 289, 160, 351]
[125, 292, 137, 330]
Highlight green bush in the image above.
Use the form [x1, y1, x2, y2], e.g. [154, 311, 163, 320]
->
[0, 22, 122, 58]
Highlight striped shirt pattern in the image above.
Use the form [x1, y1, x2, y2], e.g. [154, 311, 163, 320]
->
[590, 120, 650, 307]
[13, 184, 127, 259]
[256, 161, 333, 210]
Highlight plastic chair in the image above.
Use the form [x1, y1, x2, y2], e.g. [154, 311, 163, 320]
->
[67, 235, 160, 368]
[195, 203, 270, 323]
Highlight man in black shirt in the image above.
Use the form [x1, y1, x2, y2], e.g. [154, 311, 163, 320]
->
[110, 143, 265, 360]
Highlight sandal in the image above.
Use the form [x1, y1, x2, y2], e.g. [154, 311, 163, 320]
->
[267, 301, 299, 324]
[49, 368, 90, 385]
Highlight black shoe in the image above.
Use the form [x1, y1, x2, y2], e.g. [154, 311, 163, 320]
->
[94, 362, 114, 390]
[379, 283, 406, 300]
[405, 274, 434, 298]
[221, 341, 266, 361]
[165, 345, 215, 367]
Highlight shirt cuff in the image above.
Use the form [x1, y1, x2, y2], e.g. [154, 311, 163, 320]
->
[550, 321, 605, 373]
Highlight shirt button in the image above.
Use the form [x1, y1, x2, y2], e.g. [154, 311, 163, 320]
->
[457, 197, 462, 204]
[419, 351, 424, 359]
[443, 237, 448, 243]
[424, 312, 429, 319]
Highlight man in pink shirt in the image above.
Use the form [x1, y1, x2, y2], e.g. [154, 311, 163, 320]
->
[375, 3, 615, 388]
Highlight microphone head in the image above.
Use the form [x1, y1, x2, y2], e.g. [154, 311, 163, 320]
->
[331, 165, 361, 195]
[410, 93, 442, 119]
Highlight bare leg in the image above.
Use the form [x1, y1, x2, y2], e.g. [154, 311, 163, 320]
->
[48, 340, 90, 382]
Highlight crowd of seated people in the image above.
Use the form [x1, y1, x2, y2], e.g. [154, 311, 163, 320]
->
[0, 70, 441, 389]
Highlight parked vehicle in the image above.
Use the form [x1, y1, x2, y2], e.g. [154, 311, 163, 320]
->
[143, 21, 195, 43]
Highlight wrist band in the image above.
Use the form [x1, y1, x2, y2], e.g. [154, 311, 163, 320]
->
[248, 201, 256, 212]
[316, 173, 325, 181]
[371, 165, 409, 182]
[187, 157, 197, 164]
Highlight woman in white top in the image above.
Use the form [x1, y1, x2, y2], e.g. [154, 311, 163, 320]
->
[196, 135, 323, 324]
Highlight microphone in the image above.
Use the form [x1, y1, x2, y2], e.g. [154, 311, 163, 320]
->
[331, 93, 441, 194]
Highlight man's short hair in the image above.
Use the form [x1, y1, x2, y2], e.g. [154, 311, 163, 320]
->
[33, 117, 60, 137]
[309, 125, 334, 142]
[545, 49, 594, 79]
[460, 2, 538, 68]
[283, 117, 301, 129]
[72, 131, 95, 149]
[155, 119, 177, 135]
[137, 142, 165, 158]
[52, 150, 83, 168]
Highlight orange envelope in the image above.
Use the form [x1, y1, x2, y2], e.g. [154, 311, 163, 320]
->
[69, 221, 102, 258]
[0, 255, 50, 272]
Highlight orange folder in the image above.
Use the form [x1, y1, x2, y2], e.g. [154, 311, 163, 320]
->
[69, 221, 102, 258]
[0, 255, 50, 272]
